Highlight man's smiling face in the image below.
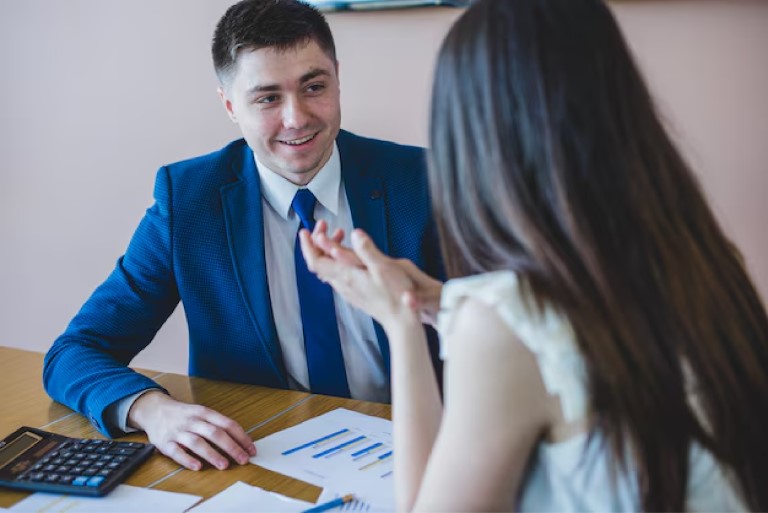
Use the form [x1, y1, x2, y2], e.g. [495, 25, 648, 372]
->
[219, 39, 341, 185]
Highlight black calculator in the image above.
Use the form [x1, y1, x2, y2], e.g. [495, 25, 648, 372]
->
[0, 426, 154, 496]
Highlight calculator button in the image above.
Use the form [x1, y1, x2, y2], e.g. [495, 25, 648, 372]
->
[52, 458, 66, 465]
[72, 476, 89, 486]
[72, 466, 87, 473]
[97, 469, 112, 477]
[95, 446, 110, 454]
[86, 476, 105, 487]
[42, 465, 57, 472]
[44, 474, 61, 482]
[99, 454, 114, 461]
[58, 465, 72, 473]
[117, 442, 144, 448]
[112, 456, 128, 463]
[85, 453, 99, 460]
[59, 475, 75, 484]
[28, 472, 46, 481]
[70, 453, 84, 460]
[106, 462, 121, 469]
[82, 468, 98, 476]
[92, 461, 106, 468]
[110, 447, 136, 456]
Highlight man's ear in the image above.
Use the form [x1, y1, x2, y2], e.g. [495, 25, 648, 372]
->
[218, 86, 238, 123]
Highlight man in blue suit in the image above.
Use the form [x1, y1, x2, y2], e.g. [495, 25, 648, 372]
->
[43, 0, 440, 472]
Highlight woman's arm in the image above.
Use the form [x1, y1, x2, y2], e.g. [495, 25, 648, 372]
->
[410, 298, 553, 512]
[387, 318, 443, 511]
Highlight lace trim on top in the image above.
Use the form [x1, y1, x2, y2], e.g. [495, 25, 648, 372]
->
[436, 271, 588, 422]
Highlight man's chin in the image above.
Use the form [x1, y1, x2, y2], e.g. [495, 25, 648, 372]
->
[268, 162, 323, 185]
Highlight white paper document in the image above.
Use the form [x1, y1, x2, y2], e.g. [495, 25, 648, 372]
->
[7, 484, 201, 513]
[251, 408, 395, 510]
[315, 488, 394, 512]
[188, 481, 312, 513]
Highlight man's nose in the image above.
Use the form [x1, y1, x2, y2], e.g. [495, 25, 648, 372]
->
[281, 97, 310, 129]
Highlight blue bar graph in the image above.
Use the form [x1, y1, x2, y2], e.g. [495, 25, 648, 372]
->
[350, 442, 383, 459]
[282, 428, 350, 455]
[358, 450, 392, 471]
[313, 435, 366, 458]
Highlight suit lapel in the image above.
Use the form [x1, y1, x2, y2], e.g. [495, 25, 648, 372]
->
[337, 131, 392, 375]
[338, 132, 389, 256]
[220, 146, 287, 386]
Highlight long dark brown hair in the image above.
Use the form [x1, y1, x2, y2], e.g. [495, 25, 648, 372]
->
[429, 0, 768, 510]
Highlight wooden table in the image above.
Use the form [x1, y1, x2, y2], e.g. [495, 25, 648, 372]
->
[0, 346, 391, 509]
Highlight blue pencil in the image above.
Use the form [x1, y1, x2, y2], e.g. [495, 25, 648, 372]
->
[302, 494, 355, 513]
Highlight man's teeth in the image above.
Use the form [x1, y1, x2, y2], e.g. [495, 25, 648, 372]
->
[282, 134, 315, 145]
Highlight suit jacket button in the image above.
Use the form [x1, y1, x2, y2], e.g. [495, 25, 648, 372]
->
[370, 189, 382, 200]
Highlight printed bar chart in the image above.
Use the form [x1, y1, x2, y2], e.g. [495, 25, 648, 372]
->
[252, 409, 395, 510]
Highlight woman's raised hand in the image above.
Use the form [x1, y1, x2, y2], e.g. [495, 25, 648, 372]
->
[299, 222, 442, 331]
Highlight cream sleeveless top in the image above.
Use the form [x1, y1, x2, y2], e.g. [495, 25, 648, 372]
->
[436, 271, 747, 512]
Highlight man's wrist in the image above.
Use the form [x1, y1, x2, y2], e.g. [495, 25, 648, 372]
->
[127, 389, 169, 431]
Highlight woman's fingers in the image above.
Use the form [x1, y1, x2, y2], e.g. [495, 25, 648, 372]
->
[330, 227, 345, 244]
[298, 229, 323, 273]
[351, 229, 386, 268]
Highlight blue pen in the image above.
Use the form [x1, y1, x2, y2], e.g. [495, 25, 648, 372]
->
[302, 494, 355, 513]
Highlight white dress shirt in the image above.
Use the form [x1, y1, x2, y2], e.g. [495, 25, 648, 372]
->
[257, 144, 388, 403]
[110, 143, 388, 433]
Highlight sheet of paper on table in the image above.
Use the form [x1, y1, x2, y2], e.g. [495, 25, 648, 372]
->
[316, 488, 394, 512]
[251, 408, 395, 510]
[187, 481, 312, 513]
[7, 484, 201, 513]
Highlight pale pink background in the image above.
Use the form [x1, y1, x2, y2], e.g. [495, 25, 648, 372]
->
[1, 1, 765, 374]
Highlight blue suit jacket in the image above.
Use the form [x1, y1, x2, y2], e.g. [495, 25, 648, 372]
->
[43, 130, 442, 437]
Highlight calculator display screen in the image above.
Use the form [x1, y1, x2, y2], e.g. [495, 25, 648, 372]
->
[0, 432, 42, 470]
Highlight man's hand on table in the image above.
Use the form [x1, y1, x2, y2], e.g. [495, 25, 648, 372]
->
[127, 390, 256, 471]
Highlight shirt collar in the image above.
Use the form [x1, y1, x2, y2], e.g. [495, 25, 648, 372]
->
[255, 143, 341, 220]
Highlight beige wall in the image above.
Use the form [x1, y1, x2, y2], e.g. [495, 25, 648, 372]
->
[1, 1, 765, 374]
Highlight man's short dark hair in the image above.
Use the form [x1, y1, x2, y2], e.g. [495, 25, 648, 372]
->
[212, 0, 337, 85]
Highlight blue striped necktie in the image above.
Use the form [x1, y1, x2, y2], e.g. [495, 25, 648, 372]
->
[292, 188, 351, 398]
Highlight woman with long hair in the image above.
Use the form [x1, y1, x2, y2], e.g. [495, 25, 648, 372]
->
[300, 0, 768, 510]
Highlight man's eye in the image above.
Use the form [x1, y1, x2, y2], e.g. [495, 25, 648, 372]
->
[306, 83, 325, 94]
[256, 95, 279, 104]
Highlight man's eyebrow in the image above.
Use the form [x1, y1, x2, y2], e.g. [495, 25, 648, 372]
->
[300, 69, 330, 83]
[245, 69, 330, 96]
[246, 83, 280, 95]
